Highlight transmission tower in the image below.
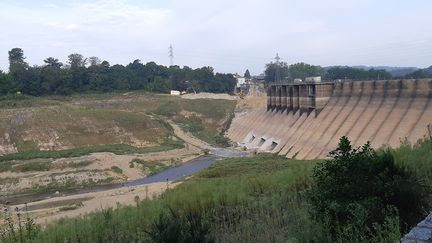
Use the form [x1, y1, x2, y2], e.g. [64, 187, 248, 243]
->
[168, 45, 174, 66]
[274, 53, 282, 83]
[274, 53, 281, 64]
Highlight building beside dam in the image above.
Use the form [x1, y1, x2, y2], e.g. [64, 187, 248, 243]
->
[228, 79, 432, 160]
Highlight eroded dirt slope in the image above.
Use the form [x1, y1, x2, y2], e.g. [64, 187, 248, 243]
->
[0, 92, 236, 154]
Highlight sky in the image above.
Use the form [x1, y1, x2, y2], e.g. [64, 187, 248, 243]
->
[0, 0, 431, 75]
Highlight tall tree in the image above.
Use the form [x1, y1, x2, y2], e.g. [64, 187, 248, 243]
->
[101, 61, 110, 68]
[244, 69, 251, 79]
[0, 51, 237, 97]
[404, 65, 432, 79]
[264, 62, 289, 83]
[44, 57, 63, 68]
[67, 53, 87, 69]
[0, 71, 14, 95]
[288, 62, 325, 81]
[8, 48, 28, 73]
[324, 66, 392, 81]
[88, 56, 102, 66]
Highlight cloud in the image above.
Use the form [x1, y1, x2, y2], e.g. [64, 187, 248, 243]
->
[44, 3, 59, 9]
[0, 0, 431, 74]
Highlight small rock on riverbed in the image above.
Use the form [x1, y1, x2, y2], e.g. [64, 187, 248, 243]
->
[402, 213, 432, 242]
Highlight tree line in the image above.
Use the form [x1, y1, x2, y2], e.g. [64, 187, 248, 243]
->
[264, 61, 432, 83]
[0, 48, 236, 96]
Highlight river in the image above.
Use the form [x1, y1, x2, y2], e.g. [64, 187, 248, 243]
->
[2, 148, 248, 205]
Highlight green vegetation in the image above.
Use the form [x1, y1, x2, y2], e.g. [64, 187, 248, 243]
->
[0, 159, 94, 174]
[59, 202, 84, 212]
[309, 137, 430, 241]
[4, 139, 430, 242]
[24, 179, 80, 195]
[0, 48, 235, 97]
[264, 61, 432, 82]
[0, 177, 18, 185]
[0, 94, 59, 109]
[1, 155, 320, 242]
[23, 177, 115, 195]
[0, 142, 183, 163]
[264, 61, 397, 82]
[65, 160, 94, 169]
[130, 159, 169, 176]
[11, 161, 51, 172]
[110, 166, 123, 174]
[0, 91, 234, 156]
[391, 138, 432, 185]
[0, 162, 12, 172]
[404, 65, 432, 79]
[153, 98, 236, 146]
[324, 66, 392, 81]
[153, 98, 235, 122]
[265, 62, 328, 82]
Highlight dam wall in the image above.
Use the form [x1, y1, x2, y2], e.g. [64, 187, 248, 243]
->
[227, 79, 432, 160]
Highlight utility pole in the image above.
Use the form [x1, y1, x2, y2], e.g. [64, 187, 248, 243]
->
[168, 45, 174, 66]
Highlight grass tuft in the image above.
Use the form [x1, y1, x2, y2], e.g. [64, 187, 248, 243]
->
[111, 166, 123, 174]
[0, 142, 184, 163]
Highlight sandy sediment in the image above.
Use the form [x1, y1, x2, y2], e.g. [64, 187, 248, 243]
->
[6, 181, 177, 225]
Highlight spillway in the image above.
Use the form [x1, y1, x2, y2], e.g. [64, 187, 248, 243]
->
[227, 79, 432, 160]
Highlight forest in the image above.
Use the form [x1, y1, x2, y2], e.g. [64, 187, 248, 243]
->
[264, 62, 432, 83]
[0, 48, 236, 96]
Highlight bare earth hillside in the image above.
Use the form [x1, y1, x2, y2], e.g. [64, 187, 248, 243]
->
[0, 92, 236, 154]
[0, 92, 236, 198]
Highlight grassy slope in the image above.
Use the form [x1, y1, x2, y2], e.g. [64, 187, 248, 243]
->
[12, 139, 432, 242]
[0, 92, 235, 158]
[0, 96, 168, 152]
[0, 141, 183, 163]
[152, 97, 236, 145]
[19, 155, 323, 242]
[391, 138, 432, 189]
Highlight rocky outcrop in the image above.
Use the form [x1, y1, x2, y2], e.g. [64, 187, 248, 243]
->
[402, 213, 432, 243]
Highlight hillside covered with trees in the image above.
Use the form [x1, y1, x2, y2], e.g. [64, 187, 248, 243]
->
[0, 48, 236, 96]
[264, 61, 432, 83]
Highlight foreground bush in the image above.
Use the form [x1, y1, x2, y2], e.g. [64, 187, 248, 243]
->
[147, 209, 213, 243]
[309, 136, 430, 241]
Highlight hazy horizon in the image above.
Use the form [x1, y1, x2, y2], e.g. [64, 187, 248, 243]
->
[1, 0, 431, 75]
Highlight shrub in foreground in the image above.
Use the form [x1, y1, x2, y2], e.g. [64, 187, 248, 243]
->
[309, 136, 430, 241]
[146, 208, 213, 243]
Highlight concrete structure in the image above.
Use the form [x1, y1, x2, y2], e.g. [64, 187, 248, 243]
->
[227, 79, 432, 160]
[170, 90, 181, 95]
[305, 76, 321, 83]
[266, 82, 334, 115]
[234, 74, 247, 88]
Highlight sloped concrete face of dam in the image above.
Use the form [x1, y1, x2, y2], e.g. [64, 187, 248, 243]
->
[227, 79, 432, 160]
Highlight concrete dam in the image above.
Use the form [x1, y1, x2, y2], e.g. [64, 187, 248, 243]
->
[227, 79, 432, 160]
